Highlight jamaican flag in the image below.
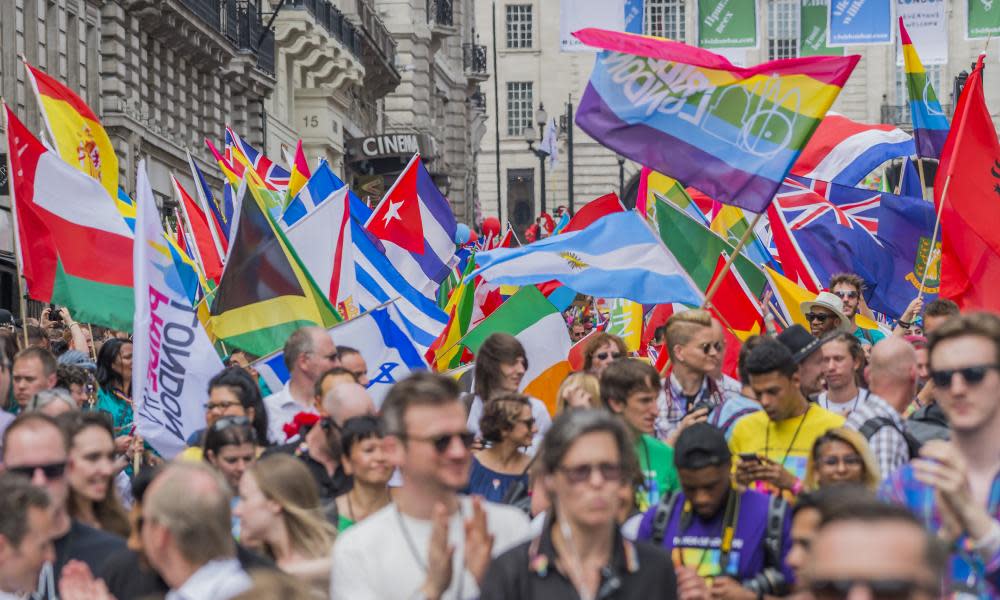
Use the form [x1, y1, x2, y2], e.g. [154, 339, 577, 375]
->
[204, 185, 341, 356]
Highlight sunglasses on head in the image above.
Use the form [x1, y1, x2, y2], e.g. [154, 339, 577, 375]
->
[809, 577, 937, 600]
[806, 312, 832, 323]
[595, 351, 623, 361]
[407, 431, 476, 453]
[698, 341, 724, 354]
[930, 364, 999, 388]
[833, 291, 859, 300]
[558, 462, 623, 485]
[7, 461, 67, 480]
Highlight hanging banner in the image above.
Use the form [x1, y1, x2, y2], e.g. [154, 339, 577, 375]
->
[828, 0, 894, 45]
[697, 0, 759, 49]
[897, 0, 947, 65]
[968, 0, 1000, 38]
[801, 0, 845, 55]
[561, 0, 628, 52]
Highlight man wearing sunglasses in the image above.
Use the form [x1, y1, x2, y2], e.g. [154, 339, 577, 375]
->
[881, 312, 1000, 597]
[331, 372, 529, 600]
[804, 500, 943, 600]
[799, 292, 852, 339]
[829, 273, 888, 347]
[1, 413, 125, 599]
[263, 326, 340, 444]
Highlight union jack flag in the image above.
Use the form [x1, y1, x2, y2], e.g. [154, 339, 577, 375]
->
[225, 127, 290, 191]
[774, 176, 881, 237]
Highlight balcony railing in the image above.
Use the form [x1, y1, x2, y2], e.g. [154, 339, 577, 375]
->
[179, 0, 222, 30]
[170, 0, 273, 74]
[427, 0, 453, 27]
[463, 43, 488, 75]
[881, 103, 954, 129]
[289, 0, 363, 58]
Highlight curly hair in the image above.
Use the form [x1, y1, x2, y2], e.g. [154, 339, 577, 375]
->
[582, 333, 628, 372]
[479, 393, 531, 444]
[829, 272, 866, 293]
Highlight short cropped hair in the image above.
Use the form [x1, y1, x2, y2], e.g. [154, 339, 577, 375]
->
[381, 372, 461, 437]
[828, 272, 865, 293]
[928, 312, 1000, 368]
[600, 358, 660, 408]
[744, 338, 798, 378]
[1, 412, 68, 461]
[924, 298, 959, 318]
[737, 335, 767, 386]
[14, 346, 57, 376]
[0, 473, 50, 550]
[665, 309, 713, 360]
[145, 462, 235, 564]
[283, 327, 322, 372]
[337, 346, 361, 359]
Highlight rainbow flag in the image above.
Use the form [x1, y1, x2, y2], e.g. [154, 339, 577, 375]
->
[899, 18, 949, 159]
[574, 29, 859, 213]
[23, 62, 119, 201]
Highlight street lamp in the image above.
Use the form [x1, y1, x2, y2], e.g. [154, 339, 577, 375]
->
[616, 155, 626, 198]
[525, 103, 549, 215]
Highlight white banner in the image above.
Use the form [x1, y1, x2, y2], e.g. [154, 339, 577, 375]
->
[560, 0, 627, 52]
[133, 161, 223, 459]
[897, 0, 948, 65]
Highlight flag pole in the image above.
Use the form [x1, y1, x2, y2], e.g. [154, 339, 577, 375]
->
[700, 211, 766, 309]
[914, 157, 929, 201]
[2, 100, 32, 348]
[916, 174, 951, 301]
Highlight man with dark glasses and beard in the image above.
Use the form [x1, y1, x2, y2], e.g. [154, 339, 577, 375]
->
[331, 372, 529, 600]
[881, 312, 1000, 597]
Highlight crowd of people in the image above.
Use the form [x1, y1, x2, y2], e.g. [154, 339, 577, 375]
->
[0, 272, 997, 600]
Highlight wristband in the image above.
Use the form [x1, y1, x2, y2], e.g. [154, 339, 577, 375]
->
[897, 320, 913, 328]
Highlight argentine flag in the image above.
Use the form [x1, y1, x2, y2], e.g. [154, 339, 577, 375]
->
[471, 211, 704, 306]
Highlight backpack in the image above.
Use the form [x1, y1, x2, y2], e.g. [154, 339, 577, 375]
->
[858, 415, 923, 459]
[649, 490, 789, 572]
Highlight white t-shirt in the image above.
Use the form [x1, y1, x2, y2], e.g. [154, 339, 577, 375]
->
[263, 382, 317, 444]
[817, 388, 871, 418]
[330, 496, 530, 600]
[466, 395, 552, 455]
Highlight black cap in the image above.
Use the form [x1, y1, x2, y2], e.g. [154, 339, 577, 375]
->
[673, 422, 731, 470]
[777, 324, 827, 364]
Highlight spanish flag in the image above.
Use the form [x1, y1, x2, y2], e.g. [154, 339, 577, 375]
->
[287, 139, 312, 203]
[23, 62, 119, 201]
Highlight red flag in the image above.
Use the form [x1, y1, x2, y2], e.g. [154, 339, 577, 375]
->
[173, 176, 224, 283]
[705, 254, 765, 339]
[935, 55, 1000, 311]
[563, 193, 626, 232]
[366, 157, 425, 253]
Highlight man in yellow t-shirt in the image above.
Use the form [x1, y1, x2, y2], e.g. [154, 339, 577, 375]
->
[730, 338, 844, 497]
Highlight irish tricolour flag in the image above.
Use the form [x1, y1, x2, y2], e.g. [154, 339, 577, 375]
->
[459, 286, 572, 415]
[5, 106, 134, 331]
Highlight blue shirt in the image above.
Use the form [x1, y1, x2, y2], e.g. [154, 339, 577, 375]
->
[881, 464, 1000, 597]
[709, 395, 761, 441]
[463, 456, 528, 503]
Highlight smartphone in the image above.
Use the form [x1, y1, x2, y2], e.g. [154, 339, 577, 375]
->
[738, 453, 761, 463]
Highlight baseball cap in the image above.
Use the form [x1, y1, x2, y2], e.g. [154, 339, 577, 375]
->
[673, 422, 731, 470]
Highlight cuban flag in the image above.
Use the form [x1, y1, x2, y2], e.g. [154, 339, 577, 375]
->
[365, 154, 458, 299]
[791, 113, 916, 186]
[254, 301, 428, 408]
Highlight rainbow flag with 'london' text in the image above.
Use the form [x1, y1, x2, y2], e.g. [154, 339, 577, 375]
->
[899, 18, 949, 159]
[574, 29, 859, 213]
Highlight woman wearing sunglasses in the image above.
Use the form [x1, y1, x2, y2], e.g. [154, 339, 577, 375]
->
[235, 453, 337, 595]
[582, 333, 628, 377]
[465, 394, 536, 503]
[466, 333, 552, 455]
[804, 428, 880, 491]
[61, 411, 131, 537]
[480, 409, 677, 598]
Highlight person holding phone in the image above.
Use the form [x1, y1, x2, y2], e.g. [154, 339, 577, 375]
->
[730, 339, 844, 499]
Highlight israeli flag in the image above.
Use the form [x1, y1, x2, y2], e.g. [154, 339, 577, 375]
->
[254, 301, 428, 409]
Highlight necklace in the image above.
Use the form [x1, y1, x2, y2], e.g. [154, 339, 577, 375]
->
[395, 503, 465, 599]
[821, 389, 863, 415]
[558, 516, 601, 600]
[764, 405, 811, 467]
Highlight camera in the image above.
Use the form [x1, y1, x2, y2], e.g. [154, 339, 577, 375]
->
[48, 304, 62, 323]
[744, 568, 786, 597]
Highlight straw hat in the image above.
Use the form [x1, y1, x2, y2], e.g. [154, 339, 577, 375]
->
[800, 291, 852, 333]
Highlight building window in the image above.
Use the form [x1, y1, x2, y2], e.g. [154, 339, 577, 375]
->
[644, 0, 686, 41]
[768, 0, 799, 60]
[505, 4, 532, 49]
[506, 81, 533, 136]
[893, 63, 946, 123]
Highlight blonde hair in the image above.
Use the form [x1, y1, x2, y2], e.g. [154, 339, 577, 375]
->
[804, 427, 881, 491]
[556, 372, 601, 413]
[665, 309, 714, 359]
[247, 454, 336, 559]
